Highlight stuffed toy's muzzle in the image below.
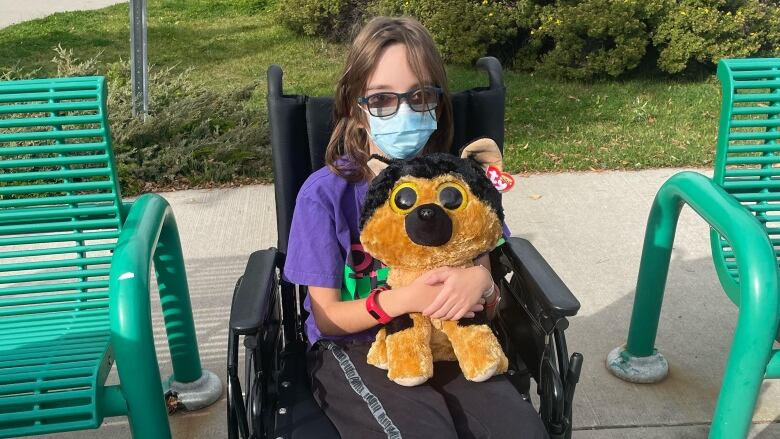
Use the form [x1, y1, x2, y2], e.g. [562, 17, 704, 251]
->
[405, 203, 452, 247]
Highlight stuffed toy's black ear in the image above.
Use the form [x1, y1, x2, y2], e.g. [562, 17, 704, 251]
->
[368, 154, 393, 177]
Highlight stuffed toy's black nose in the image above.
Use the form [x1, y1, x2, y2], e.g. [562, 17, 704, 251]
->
[405, 203, 452, 247]
[418, 206, 435, 220]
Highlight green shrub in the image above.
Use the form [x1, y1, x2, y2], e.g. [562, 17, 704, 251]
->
[277, 0, 780, 78]
[276, 0, 370, 41]
[653, 0, 780, 74]
[524, 0, 670, 79]
[1, 47, 271, 195]
[369, 0, 534, 65]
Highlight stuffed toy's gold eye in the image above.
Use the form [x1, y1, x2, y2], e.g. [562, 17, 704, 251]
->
[438, 183, 467, 211]
[390, 183, 418, 214]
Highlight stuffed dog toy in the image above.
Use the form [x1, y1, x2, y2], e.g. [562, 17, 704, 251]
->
[359, 138, 510, 386]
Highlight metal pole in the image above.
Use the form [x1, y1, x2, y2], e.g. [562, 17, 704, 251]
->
[129, 0, 148, 118]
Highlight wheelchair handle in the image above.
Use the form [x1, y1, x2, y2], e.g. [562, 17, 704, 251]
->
[475, 56, 504, 90]
[267, 64, 283, 98]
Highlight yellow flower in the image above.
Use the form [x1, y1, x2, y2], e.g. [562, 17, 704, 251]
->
[556, 19, 561, 25]
[681, 10, 687, 16]
[489, 12, 494, 16]
[482, 0, 488, 4]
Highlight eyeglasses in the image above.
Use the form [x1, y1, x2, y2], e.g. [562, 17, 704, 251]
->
[358, 86, 442, 117]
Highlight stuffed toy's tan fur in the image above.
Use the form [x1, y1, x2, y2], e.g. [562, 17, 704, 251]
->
[360, 139, 509, 386]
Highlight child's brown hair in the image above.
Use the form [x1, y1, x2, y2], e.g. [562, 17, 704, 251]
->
[325, 16, 454, 182]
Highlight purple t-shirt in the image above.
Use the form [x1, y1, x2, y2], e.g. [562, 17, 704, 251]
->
[283, 166, 379, 345]
[283, 165, 510, 346]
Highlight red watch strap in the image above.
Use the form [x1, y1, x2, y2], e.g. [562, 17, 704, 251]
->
[366, 286, 393, 324]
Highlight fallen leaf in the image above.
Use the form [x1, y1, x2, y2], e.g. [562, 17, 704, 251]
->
[530, 194, 542, 200]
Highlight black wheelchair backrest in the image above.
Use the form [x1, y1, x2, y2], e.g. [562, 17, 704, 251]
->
[267, 57, 506, 254]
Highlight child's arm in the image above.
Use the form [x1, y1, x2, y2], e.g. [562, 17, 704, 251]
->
[421, 253, 497, 321]
[308, 274, 464, 336]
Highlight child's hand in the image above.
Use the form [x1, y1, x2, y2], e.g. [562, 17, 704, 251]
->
[392, 274, 445, 316]
[421, 266, 493, 320]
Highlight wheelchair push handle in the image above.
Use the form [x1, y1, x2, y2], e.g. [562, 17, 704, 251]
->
[267, 64, 283, 98]
[476, 56, 504, 90]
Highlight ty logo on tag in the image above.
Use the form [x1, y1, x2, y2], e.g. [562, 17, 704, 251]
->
[486, 166, 515, 193]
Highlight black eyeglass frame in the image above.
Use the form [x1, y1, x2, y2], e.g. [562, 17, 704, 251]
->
[357, 86, 443, 117]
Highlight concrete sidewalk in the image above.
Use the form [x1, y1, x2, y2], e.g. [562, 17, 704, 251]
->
[43, 168, 778, 438]
[0, 0, 126, 29]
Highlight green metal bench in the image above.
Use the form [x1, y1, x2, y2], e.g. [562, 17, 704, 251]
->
[0, 76, 222, 438]
[607, 58, 780, 438]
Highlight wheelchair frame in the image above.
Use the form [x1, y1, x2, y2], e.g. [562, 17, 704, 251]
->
[227, 58, 583, 439]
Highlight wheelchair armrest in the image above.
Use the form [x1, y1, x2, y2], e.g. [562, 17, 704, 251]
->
[500, 237, 580, 319]
[229, 248, 280, 335]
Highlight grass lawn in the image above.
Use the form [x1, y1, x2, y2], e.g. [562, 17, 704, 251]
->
[0, 0, 721, 175]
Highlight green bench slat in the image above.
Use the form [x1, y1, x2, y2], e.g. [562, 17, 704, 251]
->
[0, 309, 108, 332]
[725, 143, 780, 153]
[0, 366, 95, 385]
[0, 90, 99, 103]
[0, 101, 99, 115]
[728, 131, 780, 141]
[0, 344, 106, 365]
[0, 167, 112, 183]
[0, 205, 117, 222]
[0, 299, 110, 318]
[0, 128, 105, 143]
[0, 154, 110, 170]
[0, 180, 115, 196]
[0, 395, 94, 418]
[0, 280, 109, 297]
[729, 119, 780, 128]
[725, 155, 780, 165]
[0, 114, 103, 129]
[731, 106, 780, 116]
[0, 218, 119, 235]
[0, 243, 115, 260]
[0, 256, 112, 273]
[0, 193, 115, 209]
[0, 230, 119, 247]
[0, 142, 109, 156]
[0, 291, 109, 308]
[0, 376, 95, 396]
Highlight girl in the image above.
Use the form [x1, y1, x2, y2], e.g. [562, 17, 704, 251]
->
[283, 16, 548, 439]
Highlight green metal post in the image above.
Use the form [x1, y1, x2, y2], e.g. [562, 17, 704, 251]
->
[623, 172, 779, 439]
[155, 212, 203, 383]
[624, 182, 680, 356]
[111, 194, 205, 438]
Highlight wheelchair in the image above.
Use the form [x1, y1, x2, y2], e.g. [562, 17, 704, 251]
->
[227, 57, 584, 439]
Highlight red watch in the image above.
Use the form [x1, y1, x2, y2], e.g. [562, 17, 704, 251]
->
[366, 286, 393, 324]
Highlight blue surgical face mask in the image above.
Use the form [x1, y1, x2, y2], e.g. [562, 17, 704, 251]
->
[366, 104, 437, 159]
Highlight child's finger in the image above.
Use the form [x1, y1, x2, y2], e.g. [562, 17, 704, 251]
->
[423, 267, 452, 285]
[469, 303, 484, 312]
[463, 312, 475, 319]
[444, 304, 464, 321]
[452, 307, 468, 321]
[422, 288, 450, 315]
[429, 297, 457, 319]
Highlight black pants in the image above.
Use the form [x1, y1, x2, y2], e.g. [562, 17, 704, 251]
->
[307, 341, 549, 439]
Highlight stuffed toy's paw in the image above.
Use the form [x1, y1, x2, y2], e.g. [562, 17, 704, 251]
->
[367, 328, 389, 370]
[384, 313, 433, 386]
[440, 320, 508, 381]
